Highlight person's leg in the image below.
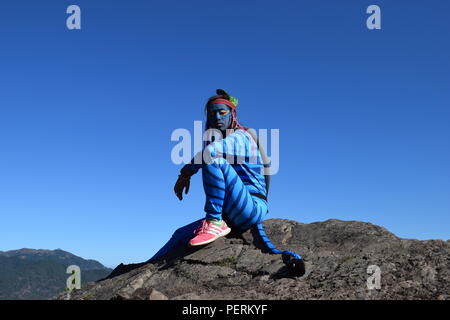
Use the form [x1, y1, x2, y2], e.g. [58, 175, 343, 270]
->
[147, 218, 204, 262]
[202, 157, 268, 231]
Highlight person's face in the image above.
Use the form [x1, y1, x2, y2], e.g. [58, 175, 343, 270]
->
[207, 103, 232, 131]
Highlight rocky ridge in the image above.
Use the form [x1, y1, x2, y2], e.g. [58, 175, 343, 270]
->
[55, 219, 450, 300]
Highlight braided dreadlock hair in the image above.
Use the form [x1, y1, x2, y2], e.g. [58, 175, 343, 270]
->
[204, 89, 247, 132]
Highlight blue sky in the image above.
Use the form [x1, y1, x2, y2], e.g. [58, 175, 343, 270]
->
[0, 0, 449, 268]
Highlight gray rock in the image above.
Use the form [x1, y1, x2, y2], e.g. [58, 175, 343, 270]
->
[149, 288, 169, 300]
[171, 292, 202, 300]
[53, 219, 450, 300]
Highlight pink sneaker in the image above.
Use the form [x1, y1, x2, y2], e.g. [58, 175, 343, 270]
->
[189, 219, 231, 246]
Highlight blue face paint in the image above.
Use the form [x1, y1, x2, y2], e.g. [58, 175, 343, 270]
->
[207, 103, 232, 131]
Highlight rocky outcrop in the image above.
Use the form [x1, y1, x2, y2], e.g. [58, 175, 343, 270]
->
[55, 219, 450, 300]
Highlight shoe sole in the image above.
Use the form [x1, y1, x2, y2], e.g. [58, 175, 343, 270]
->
[188, 227, 231, 247]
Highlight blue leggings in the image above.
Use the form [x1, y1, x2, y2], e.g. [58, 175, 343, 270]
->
[148, 157, 268, 262]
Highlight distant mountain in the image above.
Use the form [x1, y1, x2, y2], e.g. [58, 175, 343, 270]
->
[0, 248, 112, 300]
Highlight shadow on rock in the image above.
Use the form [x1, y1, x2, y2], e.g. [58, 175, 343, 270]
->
[101, 222, 305, 282]
[100, 262, 148, 281]
[100, 243, 206, 281]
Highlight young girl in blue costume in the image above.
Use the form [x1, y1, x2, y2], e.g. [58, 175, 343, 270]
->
[148, 89, 304, 275]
